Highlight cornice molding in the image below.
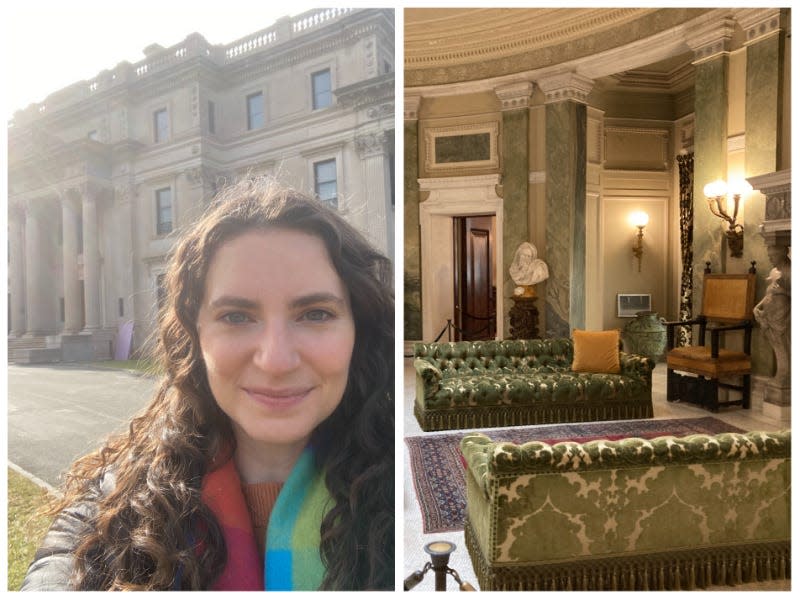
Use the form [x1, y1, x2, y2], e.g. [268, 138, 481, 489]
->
[536, 72, 594, 104]
[405, 95, 421, 120]
[684, 12, 736, 64]
[734, 8, 787, 46]
[495, 81, 533, 110]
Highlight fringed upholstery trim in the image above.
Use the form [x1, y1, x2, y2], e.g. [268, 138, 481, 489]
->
[465, 520, 790, 591]
[415, 400, 654, 432]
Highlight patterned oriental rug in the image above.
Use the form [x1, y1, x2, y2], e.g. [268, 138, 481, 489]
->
[406, 417, 744, 534]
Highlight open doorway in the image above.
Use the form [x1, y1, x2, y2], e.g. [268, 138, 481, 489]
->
[453, 215, 496, 341]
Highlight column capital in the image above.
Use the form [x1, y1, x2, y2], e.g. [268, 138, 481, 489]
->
[355, 130, 389, 159]
[685, 14, 736, 64]
[494, 81, 533, 111]
[733, 8, 788, 46]
[536, 72, 594, 105]
[404, 94, 422, 121]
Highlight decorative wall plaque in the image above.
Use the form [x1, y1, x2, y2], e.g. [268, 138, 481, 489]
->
[424, 122, 499, 172]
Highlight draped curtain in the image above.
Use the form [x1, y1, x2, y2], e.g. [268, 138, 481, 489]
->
[676, 152, 694, 346]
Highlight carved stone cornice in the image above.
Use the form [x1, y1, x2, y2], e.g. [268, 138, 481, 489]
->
[748, 170, 791, 224]
[734, 8, 787, 46]
[684, 13, 736, 64]
[495, 81, 533, 110]
[536, 72, 594, 104]
[355, 130, 390, 158]
[405, 95, 422, 121]
[334, 73, 393, 109]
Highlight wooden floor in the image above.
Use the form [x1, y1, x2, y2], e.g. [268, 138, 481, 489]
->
[401, 360, 791, 591]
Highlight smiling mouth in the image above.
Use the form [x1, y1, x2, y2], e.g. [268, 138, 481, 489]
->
[243, 387, 312, 409]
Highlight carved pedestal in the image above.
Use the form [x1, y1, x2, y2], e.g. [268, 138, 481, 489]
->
[509, 296, 539, 340]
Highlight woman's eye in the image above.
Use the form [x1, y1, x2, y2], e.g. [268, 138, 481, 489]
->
[303, 309, 334, 322]
[221, 312, 251, 325]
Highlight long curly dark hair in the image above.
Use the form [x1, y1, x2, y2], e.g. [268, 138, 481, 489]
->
[45, 178, 395, 590]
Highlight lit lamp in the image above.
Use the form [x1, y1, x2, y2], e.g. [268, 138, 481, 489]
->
[630, 211, 649, 272]
[703, 179, 751, 258]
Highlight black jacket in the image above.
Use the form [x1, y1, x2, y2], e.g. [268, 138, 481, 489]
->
[21, 475, 112, 591]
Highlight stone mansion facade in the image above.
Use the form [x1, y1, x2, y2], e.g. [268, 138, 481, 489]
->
[8, 8, 395, 362]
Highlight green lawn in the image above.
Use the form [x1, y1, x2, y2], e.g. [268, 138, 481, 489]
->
[6, 469, 53, 591]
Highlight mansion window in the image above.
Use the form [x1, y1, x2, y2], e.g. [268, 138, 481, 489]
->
[154, 108, 169, 143]
[312, 69, 332, 109]
[314, 159, 337, 208]
[247, 92, 264, 130]
[155, 188, 173, 235]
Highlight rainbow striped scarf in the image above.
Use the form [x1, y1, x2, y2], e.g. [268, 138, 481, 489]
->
[200, 447, 329, 590]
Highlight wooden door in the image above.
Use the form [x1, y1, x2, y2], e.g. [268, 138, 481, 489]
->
[454, 215, 496, 341]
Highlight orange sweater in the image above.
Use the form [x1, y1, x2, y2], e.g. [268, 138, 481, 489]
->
[241, 481, 283, 559]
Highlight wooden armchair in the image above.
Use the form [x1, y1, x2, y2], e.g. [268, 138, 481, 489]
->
[665, 263, 757, 411]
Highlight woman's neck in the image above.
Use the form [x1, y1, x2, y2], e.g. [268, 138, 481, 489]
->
[232, 430, 308, 484]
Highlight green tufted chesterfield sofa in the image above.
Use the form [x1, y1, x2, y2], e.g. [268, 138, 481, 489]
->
[460, 430, 791, 591]
[413, 338, 654, 431]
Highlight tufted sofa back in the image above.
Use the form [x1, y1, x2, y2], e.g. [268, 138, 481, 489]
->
[414, 338, 573, 377]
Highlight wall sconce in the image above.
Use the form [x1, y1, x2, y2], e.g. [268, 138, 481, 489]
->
[630, 211, 649, 272]
[703, 179, 752, 258]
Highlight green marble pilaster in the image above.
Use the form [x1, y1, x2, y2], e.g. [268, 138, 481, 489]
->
[502, 107, 530, 338]
[545, 101, 586, 338]
[692, 56, 728, 303]
[745, 32, 786, 375]
[404, 119, 422, 340]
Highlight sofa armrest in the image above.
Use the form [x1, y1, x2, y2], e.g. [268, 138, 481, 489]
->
[414, 358, 442, 403]
[460, 433, 494, 499]
[619, 351, 654, 381]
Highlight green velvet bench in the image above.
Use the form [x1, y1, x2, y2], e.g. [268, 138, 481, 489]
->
[413, 338, 654, 432]
[461, 430, 791, 591]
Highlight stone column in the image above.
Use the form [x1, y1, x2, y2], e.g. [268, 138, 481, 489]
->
[404, 94, 422, 341]
[24, 203, 54, 335]
[496, 82, 532, 338]
[539, 72, 593, 337]
[61, 192, 82, 333]
[8, 205, 26, 337]
[355, 130, 391, 255]
[685, 16, 734, 293]
[81, 186, 102, 331]
[737, 8, 789, 377]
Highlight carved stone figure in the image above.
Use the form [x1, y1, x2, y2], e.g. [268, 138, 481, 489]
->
[753, 246, 791, 387]
[509, 242, 548, 297]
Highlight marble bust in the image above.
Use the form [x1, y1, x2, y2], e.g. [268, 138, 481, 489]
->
[509, 242, 548, 296]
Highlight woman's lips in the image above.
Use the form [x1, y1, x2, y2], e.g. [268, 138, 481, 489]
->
[243, 387, 312, 409]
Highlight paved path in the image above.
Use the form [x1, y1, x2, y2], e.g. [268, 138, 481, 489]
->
[7, 365, 157, 488]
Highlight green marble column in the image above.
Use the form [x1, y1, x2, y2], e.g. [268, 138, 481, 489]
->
[502, 107, 530, 337]
[692, 55, 728, 304]
[745, 31, 786, 375]
[404, 119, 422, 340]
[545, 101, 586, 338]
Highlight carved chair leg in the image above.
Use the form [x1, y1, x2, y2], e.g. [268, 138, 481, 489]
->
[699, 377, 720, 412]
[667, 369, 679, 402]
[742, 374, 751, 409]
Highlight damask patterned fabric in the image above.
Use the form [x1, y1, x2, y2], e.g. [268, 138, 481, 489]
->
[413, 339, 654, 431]
[461, 430, 791, 591]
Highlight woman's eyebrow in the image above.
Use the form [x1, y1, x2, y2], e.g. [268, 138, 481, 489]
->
[290, 292, 347, 309]
[207, 296, 260, 310]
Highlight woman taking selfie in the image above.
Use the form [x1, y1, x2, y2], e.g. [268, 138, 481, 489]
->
[22, 178, 395, 591]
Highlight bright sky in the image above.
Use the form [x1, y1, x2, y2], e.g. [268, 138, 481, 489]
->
[2, 0, 340, 120]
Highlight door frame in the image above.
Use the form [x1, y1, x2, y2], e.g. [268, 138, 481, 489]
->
[419, 174, 503, 341]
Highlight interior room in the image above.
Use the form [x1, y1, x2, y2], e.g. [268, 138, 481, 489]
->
[403, 7, 790, 591]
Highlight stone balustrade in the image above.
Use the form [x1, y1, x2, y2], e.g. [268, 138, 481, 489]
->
[11, 8, 358, 124]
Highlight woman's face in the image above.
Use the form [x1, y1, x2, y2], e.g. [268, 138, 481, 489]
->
[196, 228, 355, 452]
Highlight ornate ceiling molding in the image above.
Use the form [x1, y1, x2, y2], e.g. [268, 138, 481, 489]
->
[494, 81, 533, 110]
[405, 8, 709, 88]
[733, 8, 787, 46]
[536, 72, 594, 105]
[684, 11, 736, 64]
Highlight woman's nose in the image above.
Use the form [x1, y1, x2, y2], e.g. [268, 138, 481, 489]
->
[252, 322, 301, 374]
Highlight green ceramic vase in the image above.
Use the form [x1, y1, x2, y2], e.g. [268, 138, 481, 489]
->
[623, 310, 667, 363]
